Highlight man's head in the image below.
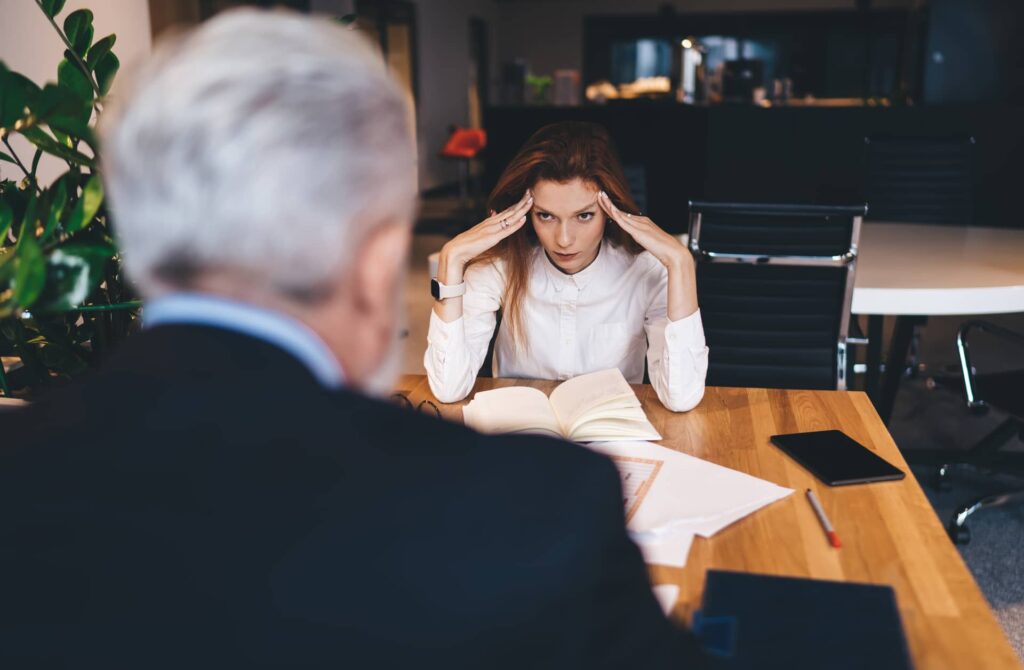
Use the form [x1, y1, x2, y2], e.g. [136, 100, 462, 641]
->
[101, 9, 416, 391]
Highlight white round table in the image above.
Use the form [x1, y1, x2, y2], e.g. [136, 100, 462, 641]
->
[853, 223, 1024, 316]
[852, 223, 1024, 423]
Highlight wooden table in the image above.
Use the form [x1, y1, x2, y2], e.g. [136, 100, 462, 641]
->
[396, 374, 1021, 670]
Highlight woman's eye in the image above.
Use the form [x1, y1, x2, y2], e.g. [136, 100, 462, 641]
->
[535, 212, 554, 221]
[578, 212, 594, 222]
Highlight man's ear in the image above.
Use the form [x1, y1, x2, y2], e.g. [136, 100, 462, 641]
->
[350, 223, 411, 318]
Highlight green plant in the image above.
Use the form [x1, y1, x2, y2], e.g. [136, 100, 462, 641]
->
[526, 73, 552, 104]
[0, 0, 139, 397]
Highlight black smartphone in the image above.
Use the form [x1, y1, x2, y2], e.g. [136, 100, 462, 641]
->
[770, 429, 905, 486]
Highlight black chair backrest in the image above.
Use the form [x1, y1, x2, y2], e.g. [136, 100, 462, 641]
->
[864, 135, 975, 225]
[688, 202, 865, 391]
[623, 163, 648, 214]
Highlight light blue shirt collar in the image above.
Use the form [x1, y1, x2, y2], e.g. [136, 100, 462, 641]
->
[143, 293, 345, 389]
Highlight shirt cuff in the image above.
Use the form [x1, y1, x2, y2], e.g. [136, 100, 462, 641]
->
[664, 308, 707, 350]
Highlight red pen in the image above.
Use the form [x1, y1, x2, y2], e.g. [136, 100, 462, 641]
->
[806, 488, 841, 549]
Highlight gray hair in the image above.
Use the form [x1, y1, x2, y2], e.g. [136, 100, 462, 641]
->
[101, 9, 417, 299]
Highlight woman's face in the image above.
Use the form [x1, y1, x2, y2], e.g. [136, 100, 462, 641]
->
[530, 178, 606, 274]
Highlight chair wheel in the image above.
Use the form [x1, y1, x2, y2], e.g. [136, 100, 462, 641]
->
[934, 465, 954, 492]
[947, 520, 971, 545]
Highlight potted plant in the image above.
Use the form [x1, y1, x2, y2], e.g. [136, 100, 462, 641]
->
[0, 0, 138, 398]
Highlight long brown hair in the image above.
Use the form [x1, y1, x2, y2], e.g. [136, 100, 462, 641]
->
[475, 121, 643, 348]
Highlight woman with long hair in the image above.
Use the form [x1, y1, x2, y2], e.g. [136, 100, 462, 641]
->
[424, 121, 708, 411]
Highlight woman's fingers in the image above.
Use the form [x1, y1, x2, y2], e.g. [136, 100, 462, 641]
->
[496, 212, 528, 239]
[598, 191, 637, 229]
[491, 191, 533, 231]
[493, 190, 532, 221]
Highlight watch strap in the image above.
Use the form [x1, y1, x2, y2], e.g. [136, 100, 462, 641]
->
[431, 278, 467, 300]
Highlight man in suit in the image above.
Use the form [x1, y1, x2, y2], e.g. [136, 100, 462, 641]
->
[0, 9, 712, 668]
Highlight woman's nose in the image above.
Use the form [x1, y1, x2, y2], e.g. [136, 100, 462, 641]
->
[557, 222, 573, 247]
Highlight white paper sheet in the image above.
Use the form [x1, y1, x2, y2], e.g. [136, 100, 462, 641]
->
[632, 529, 695, 568]
[590, 441, 793, 534]
[590, 441, 794, 568]
[651, 584, 680, 615]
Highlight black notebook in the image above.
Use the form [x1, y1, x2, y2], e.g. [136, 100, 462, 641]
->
[695, 570, 913, 670]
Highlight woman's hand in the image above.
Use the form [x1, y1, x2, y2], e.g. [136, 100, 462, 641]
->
[597, 191, 690, 272]
[437, 190, 533, 285]
[598, 190, 698, 321]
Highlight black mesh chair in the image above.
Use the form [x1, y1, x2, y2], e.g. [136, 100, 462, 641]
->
[864, 135, 975, 225]
[688, 202, 866, 390]
[623, 164, 648, 215]
[936, 321, 1024, 544]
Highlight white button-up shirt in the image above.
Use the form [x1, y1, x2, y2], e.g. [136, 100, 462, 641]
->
[424, 241, 708, 411]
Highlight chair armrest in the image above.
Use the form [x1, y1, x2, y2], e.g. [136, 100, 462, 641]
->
[956, 321, 1024, 410]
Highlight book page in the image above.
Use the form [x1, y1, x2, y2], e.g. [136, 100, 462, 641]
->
[571, 415, 662, 442]
[548, 368, 637, 431]
[462, 386, 563, 438]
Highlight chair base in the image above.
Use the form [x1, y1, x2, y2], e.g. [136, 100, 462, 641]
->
[910, 417, 1024, 544]
[948, 489, 1024, 545]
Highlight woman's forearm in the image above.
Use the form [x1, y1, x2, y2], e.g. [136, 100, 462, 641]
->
[665, 251, 699, 321]
[433, 245, 466, 323]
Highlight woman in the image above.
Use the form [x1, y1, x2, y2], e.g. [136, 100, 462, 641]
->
[424, 122, 708, 411]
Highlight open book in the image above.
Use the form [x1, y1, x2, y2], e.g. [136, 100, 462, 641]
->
[462, 368, 661, 442]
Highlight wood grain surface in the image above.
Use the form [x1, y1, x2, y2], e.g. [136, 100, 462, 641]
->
[395, 374, 1021, 670]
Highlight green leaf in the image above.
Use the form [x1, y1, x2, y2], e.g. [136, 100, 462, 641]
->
[32, 82, 87, 120]
[21, 192, 39, 236]
[51, 128, 71, 146]
[57, 59, 93, 102]
[63, 9, 95, 58]
[0, 151, 15, 165]
[41, 0, 68, 18]
[85, 34, 116, 71]
[94, 52, 119, 96]
[48, 118, 95, 148]
[66, 175, 103, 233]
[21, 126, 96, 169]
[0, 66, 41, 128]
[32, 83, 93, 138]
[33, 240, 115, 312]
[30, 147, 43, 177]
[0, 201, 12, 241]
[12, 225, 46, 308]
[43, 178, 67, 240]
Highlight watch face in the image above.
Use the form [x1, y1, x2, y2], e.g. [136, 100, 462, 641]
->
[430, 278, 441, 299]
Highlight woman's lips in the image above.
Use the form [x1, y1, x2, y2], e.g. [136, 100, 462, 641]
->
[554, 251, 578, 261]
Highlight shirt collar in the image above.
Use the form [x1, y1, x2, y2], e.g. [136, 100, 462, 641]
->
[538, 239, 607, 292]
[143, 292, 345, 389]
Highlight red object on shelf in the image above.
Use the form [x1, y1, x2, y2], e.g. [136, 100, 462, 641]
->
[440, 127, 487, 159]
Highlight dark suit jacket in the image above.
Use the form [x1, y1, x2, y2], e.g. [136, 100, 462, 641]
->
[0, 325, 710, 668]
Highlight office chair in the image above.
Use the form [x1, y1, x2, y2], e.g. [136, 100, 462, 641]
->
[937, 321, 1024, 544]
[687, 201, 866, 390]
[440, 126, 487, 222]
[622, 164, 648, 216]
[863, 135, 977, 389]
[864, 135, 975, 226]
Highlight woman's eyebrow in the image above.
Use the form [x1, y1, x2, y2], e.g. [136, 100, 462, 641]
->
[573, 200, 598, 215]
[531, 201, 598, 215]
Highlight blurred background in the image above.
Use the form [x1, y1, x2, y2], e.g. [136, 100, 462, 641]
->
[3, 0, 1022, 414]
[2, 0, 1023, 654]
